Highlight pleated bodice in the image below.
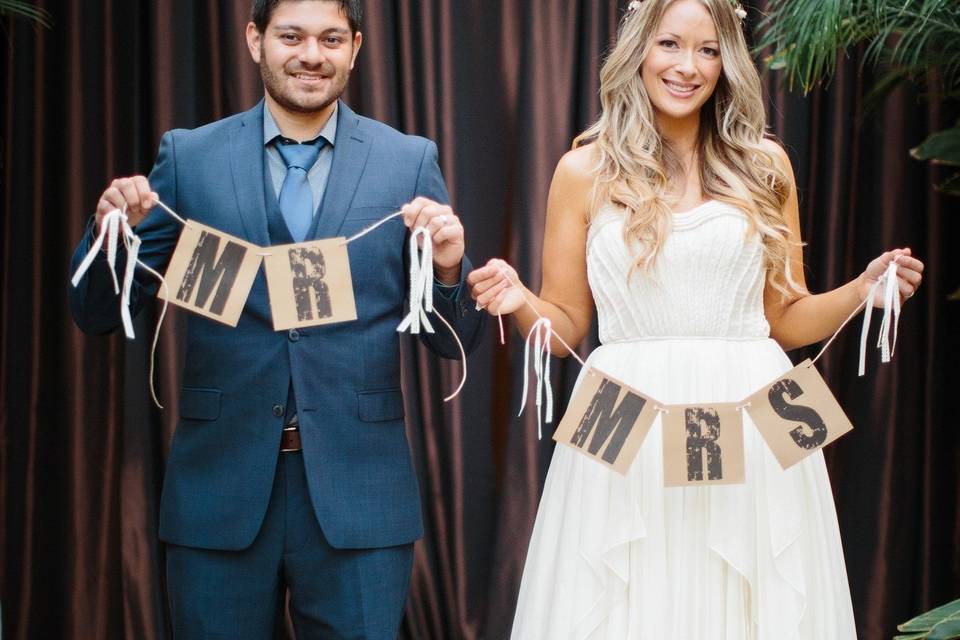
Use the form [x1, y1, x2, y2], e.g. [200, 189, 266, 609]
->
[586, 200, 770, 342]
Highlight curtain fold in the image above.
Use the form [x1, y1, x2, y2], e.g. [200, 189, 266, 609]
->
[1, 2, 956, 639]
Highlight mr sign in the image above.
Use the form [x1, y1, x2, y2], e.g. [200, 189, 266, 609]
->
[159, 221, 262, 326]
[662, 403, 745, 486]
[263, 238, 358, 330]
[552, 369, 658, 475]
[745, 359, 854, 469]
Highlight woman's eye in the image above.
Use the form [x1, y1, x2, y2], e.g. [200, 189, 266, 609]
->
[659, 39, 678, 49]
[702, 47, 719, 57]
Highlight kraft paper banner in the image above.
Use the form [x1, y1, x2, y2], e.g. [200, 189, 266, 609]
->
[745, 359, 854, 470]
[553, 368, 658, 475]
[158, 221, 262, 327]
[263, 238, 358, 331]
[662, 402, 745, 486]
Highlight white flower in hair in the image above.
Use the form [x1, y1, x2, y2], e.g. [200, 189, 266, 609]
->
[735, 6, 747, 20]
[628, 0, 642, 12]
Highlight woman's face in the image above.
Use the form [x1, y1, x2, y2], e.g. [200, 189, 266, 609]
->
[641, 0, 723, 126]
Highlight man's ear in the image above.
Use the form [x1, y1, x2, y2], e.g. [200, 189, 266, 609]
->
[246, 22, 263, 63]
[350, 31, 363, 70]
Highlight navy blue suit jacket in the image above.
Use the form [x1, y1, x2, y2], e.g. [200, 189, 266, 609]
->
[69, 100, 484, 551]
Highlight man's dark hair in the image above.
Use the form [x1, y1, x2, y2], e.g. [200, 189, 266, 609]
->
[251, 0, 362, 35]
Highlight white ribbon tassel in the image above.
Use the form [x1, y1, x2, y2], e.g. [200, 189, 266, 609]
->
[71, 209, 126, 294]
[71, 207, 171, 408]
[858, 261, 902, 376]
[120, 234, 142, 339]
[519, 317, 555, 440]
[71, 208, 143, 338]
[395, 225, 469, 402]
[396, 227, 435, 335]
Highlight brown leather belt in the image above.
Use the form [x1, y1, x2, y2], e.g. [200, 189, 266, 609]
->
[280, 426, 302, 452]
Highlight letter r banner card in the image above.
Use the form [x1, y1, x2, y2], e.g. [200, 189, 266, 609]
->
[158, 221, 262, 327]
[263, 238, 358, 331]
[662, 403, 744, 487]
[744, 359, 854, 470]
[552, 368, 658, 475]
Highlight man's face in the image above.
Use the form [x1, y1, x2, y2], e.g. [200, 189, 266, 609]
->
[246, 0, 362, 116]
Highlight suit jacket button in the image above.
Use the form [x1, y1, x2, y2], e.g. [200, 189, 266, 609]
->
[288, 329, 300, 342]
[272, 404, 284, 417]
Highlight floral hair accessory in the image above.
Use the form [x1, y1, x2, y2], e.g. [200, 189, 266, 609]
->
[732, 1, 747, 22]
[627, 0, 745, 23]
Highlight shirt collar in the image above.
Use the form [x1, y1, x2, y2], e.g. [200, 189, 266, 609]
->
[263, 101, 338, 147]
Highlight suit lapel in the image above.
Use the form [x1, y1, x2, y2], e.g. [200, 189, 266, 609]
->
[312, 101, 372, 240]
[229, 101, 271, 246]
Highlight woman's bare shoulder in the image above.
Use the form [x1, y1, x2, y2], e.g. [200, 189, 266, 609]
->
[555, 142, 600, 188]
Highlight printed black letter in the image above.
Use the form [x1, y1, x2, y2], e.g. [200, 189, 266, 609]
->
[685, 408, 723, 481]
[768, 378, 828, 450]
[570, 379, 647, 464]
[176, 231, 246, 315]
[288, 247, 332, 322]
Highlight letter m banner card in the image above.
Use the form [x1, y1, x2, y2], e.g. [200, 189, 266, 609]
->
[745, 359, 854, 470]
[552, 368, 658, 475]
[159, 221, 263, 326]
[263, 239, 358, 331]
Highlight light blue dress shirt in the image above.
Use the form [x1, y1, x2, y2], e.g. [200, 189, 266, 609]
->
[263, 102, 337, 217]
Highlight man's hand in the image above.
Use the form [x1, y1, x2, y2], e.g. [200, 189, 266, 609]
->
[401, 197, 465, 284]
[95, 176, 158, 234]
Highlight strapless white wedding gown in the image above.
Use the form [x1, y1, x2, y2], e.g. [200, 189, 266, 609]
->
[510, 201, 857, 640]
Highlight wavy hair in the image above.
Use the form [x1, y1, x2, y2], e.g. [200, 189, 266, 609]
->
[574, 0, 805, 296]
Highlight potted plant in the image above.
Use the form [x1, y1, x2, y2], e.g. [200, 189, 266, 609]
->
[756, 0, 960, 297]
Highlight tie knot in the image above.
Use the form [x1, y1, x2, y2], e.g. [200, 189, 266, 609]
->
[276, 138, 325, 171]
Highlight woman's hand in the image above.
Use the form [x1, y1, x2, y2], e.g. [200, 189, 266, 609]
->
[857, 248, 924, 307]
[467, 258, 527, 316]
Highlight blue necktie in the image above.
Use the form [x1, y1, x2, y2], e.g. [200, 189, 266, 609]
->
[276, 139, 325, 242]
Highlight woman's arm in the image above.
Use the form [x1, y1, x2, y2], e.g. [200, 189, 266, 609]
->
[467, 146, 597, 356]
[762, 140, 924, 351]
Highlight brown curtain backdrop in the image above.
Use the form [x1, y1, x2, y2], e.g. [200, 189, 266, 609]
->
[2, 1, 957, 639]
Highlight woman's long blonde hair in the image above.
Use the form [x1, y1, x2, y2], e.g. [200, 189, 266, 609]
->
[574, 0, 804, 296]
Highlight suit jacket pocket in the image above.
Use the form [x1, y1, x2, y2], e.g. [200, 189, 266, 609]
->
[357, 388, 405, 422]
[179, 387, 222, 421]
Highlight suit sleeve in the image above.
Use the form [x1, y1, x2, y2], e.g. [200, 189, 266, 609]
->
[68, 131, 183, 335]
[409, 140, 485, 359]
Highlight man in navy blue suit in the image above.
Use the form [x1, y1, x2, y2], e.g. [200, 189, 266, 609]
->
[69, 1, 484, 637]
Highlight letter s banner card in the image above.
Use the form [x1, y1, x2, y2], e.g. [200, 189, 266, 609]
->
[745, 359, 854, 470]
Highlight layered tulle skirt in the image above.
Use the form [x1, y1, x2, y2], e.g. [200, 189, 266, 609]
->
[511, 337, 857, 640]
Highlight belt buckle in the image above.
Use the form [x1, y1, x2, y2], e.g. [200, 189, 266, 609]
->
[280, 425, 301, 453]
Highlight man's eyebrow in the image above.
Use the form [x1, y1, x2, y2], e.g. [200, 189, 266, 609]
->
[271, 24, 351, 34]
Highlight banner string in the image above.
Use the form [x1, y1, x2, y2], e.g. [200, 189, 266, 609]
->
[339, 211, 404, 246]
[808, 259, 902, 375]
[71, 207, 171, 408]
[73, 202, 471, 406]
[488, 259, 904, 433]
[479, 270, 588, 432]
[391, 227, 468, 402]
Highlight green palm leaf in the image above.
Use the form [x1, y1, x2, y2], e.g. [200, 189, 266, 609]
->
[0, 0, 52, 28]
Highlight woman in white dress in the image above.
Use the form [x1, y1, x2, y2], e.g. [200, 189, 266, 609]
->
[467, 0, 924, 638]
